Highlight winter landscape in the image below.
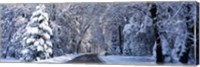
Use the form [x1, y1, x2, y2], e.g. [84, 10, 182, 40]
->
[0, 2, 199, 65]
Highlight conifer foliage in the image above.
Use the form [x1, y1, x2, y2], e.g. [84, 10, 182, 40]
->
[20, 4, 53, 62]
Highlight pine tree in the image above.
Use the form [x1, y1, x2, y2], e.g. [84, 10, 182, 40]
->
[20, 4, 53, 62]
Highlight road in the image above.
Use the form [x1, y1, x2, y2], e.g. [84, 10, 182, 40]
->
[1, 54, 155, 64]
[67, 54, 103, 64]
[66, 54, 155, 64]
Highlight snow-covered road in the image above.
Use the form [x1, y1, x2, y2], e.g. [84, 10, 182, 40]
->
[37, 54, 155, 64]
[0, 54, 155, 64]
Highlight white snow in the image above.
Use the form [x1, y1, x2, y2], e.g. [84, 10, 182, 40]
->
[42, 12, 49, 21]
[31, 10, 42, 20]
[26, 27, 39, 34]
[39, 23, 53, 35]
[30, 16, 38, 23]
[38, 15, 45, 22]
[0, 58, 21, 63]
[35, 54, 155, 64]
[1, 54, 155, 64]
[21, 49, 29, 54]
[123, 23, 134, 35]
[26, 38, 36, 45]
[41, 33, 51, 40]
[33, 40, 40, 46]
[36, 4, 45, 11]
[37, 45, 43, 51]
[38, 38, 45, 45]
[99, 55, 155, 64]
[43, 44, 48, 49]
[36, 54, 80, 63]
[46, 48, 53, 54]
[152, 42, 157, 60]
[46, 40, 53, 47]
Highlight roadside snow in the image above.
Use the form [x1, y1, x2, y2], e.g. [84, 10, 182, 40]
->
[0, 54, 155, 65]
[36, 54, 156, 64]
[0, 57, 21, 63]
[99, 55, 155, 64]
[36, 54, 80, 63]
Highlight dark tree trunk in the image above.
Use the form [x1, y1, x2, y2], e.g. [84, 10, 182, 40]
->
[118, 25, 123, 54]
[196, 4, 199, 65]
[150, 4, 164, 64]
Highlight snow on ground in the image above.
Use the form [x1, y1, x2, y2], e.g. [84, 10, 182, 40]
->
[0, 54, 80, 63]
[36, 54, 156, 64]
[99, 55, 155, 64]
[0, 54, 156, 64]
[35, 54, 80, 63]
[0, 57, 21, 63]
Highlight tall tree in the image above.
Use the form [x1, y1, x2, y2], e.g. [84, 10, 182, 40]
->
[20, 4, 53, 62]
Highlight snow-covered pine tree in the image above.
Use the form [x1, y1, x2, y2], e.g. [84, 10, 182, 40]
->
[20, 4, 53, 62]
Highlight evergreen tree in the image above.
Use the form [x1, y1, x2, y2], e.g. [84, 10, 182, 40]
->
[20, 4, 53, 62]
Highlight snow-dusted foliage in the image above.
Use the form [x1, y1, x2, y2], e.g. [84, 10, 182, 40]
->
[0, 2, 197, 64]
[159, 20, 188, 63]
[122, 11, 155, 56]
[106, 29, 122, 55]
[1, 4, 35, 59]
[153, 2, 198, 64]
[0, 15, 1, 59]
[19, 5, 53, 62]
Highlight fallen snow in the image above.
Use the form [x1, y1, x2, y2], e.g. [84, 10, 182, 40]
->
[36, 54, 155, 64]
[35, 54, 80, 63]
[0, 54, 156, 65]
[0, 57, 21, 63]
[99, 55, 155, 64]
[36, 54, 156, 64]
[26, 27, 39, 34]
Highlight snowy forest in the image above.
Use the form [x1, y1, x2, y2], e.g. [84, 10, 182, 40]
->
[0, 2, 199, 65]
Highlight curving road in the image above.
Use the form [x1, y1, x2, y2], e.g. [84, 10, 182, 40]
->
[35, 53, 154, 64]
[67, 54, 104, 64]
